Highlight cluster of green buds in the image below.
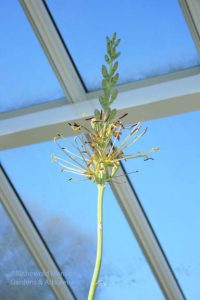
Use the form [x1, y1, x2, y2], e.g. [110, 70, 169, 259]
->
[52, 33, 159, 185]
[99, 32, 120, 112]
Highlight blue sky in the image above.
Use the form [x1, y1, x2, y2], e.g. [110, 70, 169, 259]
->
[1, 0, 200, 299]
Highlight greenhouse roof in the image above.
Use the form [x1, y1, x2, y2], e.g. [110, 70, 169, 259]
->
[0, 1, 200, 299]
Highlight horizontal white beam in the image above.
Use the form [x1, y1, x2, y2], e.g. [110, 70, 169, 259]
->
[110, 165, 185, 300]
[19, 0, 86, 101]
[1, 73, 200, 150]
[0, 167, 75, 300]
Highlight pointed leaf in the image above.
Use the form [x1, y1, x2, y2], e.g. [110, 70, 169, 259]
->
[115, 38, 121, 47]
[102, 65, 108, 79]
[112, 32, 117, 42]
[114, 52, 121, 59]
[104, 55, 110, 63]
[112, 73, 119, 85]
[106, 37, 111, 52]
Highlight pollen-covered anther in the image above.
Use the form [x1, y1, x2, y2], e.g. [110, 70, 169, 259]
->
[87, 161, 93, 167]
[85, 174, 92, 180]
[119, 112, 128, 119]
[117, 150, 124, 157]
[110, 125, 115, 132]
[130, 127, 139, 135]
[113, 131, 122, 140]
[85, 116, 94, 121]
[144, 157, 154, 161]
[90, 143, 96, 149]
[54, 133, 63, 142]
[68, 122, 81, 131]
[142, 127, 148, 136]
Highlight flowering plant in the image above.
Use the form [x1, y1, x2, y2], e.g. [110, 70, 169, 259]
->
[52, 33, 159, 300]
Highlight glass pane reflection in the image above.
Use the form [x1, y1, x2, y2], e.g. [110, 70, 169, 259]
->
[0, 201, 55, 300]
[0, 1, 64, 113]
[46, 0, 200, 91]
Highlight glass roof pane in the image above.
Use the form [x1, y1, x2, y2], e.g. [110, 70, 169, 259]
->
[0, 139, 164, 300]
[0, 201, 55, 299]
[120, 110, 200, 300]
[45, 0, 200, 91]
[0, 1, 64, 113]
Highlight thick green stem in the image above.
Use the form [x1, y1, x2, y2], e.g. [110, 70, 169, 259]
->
[88, 184, 105, 300]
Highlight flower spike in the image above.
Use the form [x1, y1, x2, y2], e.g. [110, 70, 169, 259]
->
[51, 33, 159, 300]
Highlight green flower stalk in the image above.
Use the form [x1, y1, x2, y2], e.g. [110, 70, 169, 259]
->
[87, 184, 105, 300]
[52, 33, 159, 300]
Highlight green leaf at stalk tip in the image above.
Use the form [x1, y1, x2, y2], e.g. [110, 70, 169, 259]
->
[106, 37, 111, 53]
[99, 33, 121, 111]
[113, 52, 121, 60]
[106, 36, 110, 45]
[112, 32, 117, 42]
[102, 65, 109, 79]
[115, 38, 121, 47]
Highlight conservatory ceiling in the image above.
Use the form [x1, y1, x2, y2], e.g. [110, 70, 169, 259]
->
[0, 0, 200, 300]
